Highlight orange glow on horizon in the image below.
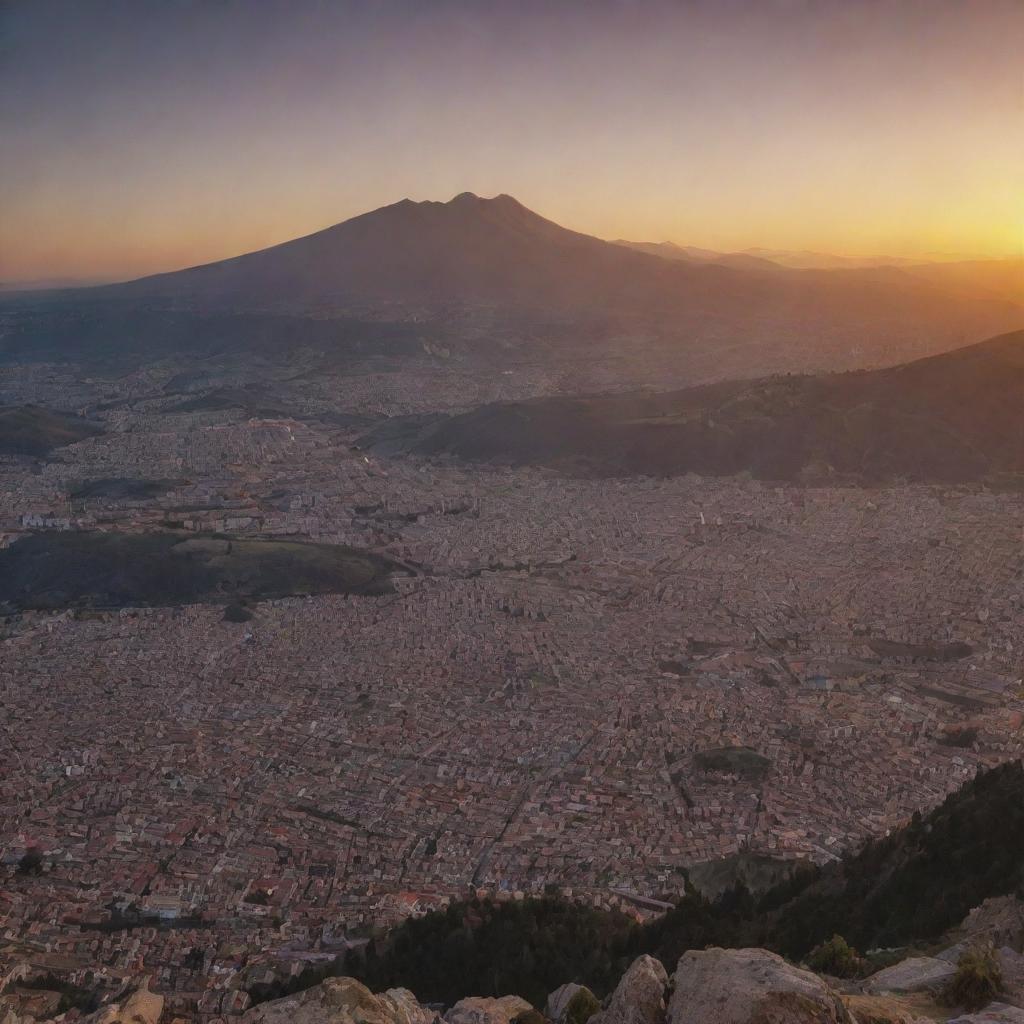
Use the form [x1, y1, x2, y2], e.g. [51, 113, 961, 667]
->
[2, 0, 1021, 283]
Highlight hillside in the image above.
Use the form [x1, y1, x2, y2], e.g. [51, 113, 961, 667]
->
[0, 532, 400, 611]
[360, 328, 1024, 484]
[0, 405, 103, 456]
[349, 761, 1024, 1005]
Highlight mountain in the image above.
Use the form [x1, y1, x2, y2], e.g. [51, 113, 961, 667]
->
[3, 194, 1018, 386]
[611, 239, 783, 272]
[84, 194, 1018, 330]
[103, 192, 710, 312]
[347, 761, 1024, 1006]
[741, 247, 922, 270]
[359, 328, 1024, 484]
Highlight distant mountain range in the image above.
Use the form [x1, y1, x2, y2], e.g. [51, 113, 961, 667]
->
[360, 328, 1024, 484]
[2, 193, 1019, 387]
[92, 192, 1019, 315]
[613, 239, 1024, 303]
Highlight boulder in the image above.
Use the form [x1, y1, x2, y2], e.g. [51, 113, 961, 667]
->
[666, 947, 850, 1024]
[863, 957, 956, 995]
[444, 996, 533, 1024]
[959, 898, 1024, 951]
[590, 956, 668, 1024]
[947, 1006, 1024, 1023]
[993, 946, 1024, 1008]
[546, 986, 586, 1023]
[86, 986, 164, 1024]
[840, 994, 931, 1023]
[381, 989, 437, 1024]
[243, 978, 433, 1024]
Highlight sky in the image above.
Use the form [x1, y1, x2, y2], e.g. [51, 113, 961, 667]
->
[1, 0, 1022, 283]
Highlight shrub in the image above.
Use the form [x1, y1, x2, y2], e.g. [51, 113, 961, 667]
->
[565, 988, 600, 1024]
[941, 945, 1003, 1011]
[806, 934, 863, 978]
[512, 1012, 546, 1024]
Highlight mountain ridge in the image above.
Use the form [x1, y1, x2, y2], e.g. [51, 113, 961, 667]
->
[359, 328, 1024, 484]
[70, 194, 1020, 329]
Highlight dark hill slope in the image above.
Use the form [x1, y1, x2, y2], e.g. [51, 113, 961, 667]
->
[0, 405, 103, 456]
[0, 532, 399, 612]
[362, 329, 1024, 483]
[349, 761, 1024, 1005]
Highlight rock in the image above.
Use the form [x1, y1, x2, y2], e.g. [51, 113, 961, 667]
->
[939, 942, 972, 964]
[947, 1005, 1024, 1023]
[85, 986, 165, 1024]
[243, 978, 433, 1024]
[666, 947, 850, 1023]
[840, 994, 931, 1023]
[546, 985, 585, 1023]
[382, 989, 437, 1024]
[863, 956, 956, 995]
[959, 898, 1024, 950]
[444, 996, 533, 1024]
[995, 945, 1024, 1008]
[590, 956, 668, 1024]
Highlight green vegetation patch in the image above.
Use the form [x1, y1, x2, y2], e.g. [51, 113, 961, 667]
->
[0, 531, 399, 611]
[941, 946, 1004, 1011]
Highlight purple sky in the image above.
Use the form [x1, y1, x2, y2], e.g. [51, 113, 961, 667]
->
[2, 0, 1021, 282]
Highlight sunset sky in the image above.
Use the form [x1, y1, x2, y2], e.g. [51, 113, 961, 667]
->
[2, 0, 1022, 284]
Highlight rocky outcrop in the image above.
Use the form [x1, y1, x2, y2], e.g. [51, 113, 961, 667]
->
[243, 978, 434, 1024]
[443, 996, 533, 1024]
[863, 957, 956, 995]
[380, 989, 437, 1024]
[84, 986, 164, 1024]
[666, 947, 850, 1024]
[590, 956, 668, 1024]
[840, 994, 931, 1024]
[947, 1006, 1024, 1023]
[959, 898, 1024, 951]
[546, 985, 586, 1023]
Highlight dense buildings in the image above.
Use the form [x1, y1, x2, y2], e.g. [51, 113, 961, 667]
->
[1, 367, 1022, 1019]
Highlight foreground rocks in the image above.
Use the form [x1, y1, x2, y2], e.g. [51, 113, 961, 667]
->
[78, 987, 164, 1024]
[444, 996, 533, 1024]
[863, 957, 957, 996]
[243, 978, 434, 1024]
[545, 986, 587, 1024]
[15, 932, 1024, 1024]
[841, 994, 932, 1024]
[947, 1006, 1024, 1023]
[666, 947, 851, 1024]
[590, 956, 668, 1024]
